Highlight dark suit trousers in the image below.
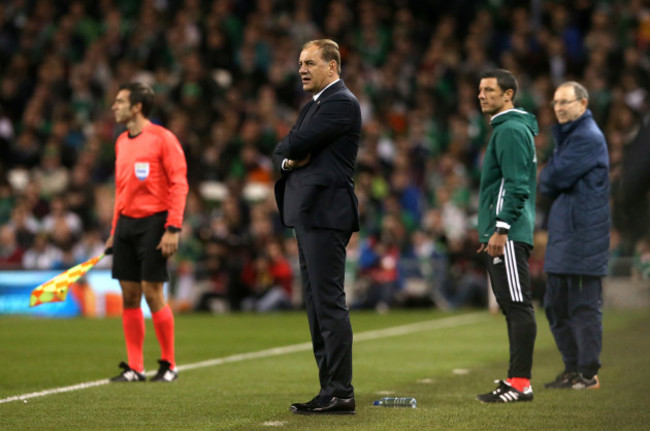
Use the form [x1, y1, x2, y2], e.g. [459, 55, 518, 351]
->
[295, 224, 354, 400]
[544, 274, 602, 378]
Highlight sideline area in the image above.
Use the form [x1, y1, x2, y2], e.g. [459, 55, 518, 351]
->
[0, 312, 488, 404]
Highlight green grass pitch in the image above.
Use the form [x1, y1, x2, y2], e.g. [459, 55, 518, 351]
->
[1, 309, 649, 430]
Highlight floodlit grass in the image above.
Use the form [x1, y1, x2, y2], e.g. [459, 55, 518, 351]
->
[1, 309, 649, 430]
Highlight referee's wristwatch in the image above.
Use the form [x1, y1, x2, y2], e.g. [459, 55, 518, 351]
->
[166, 225, 181, 233]
[495, 226, 509, 235]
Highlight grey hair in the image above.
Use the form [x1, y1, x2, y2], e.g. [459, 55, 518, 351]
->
[560, 81, 589, 102]
[303, 39, 342, 75]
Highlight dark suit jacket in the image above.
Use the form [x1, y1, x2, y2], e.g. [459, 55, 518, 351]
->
[273, 80, 361, 232]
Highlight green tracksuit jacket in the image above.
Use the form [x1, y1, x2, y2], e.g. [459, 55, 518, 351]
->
[478, 108, 539, 246]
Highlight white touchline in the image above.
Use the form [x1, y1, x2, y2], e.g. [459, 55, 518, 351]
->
[0, 312, 488, 404]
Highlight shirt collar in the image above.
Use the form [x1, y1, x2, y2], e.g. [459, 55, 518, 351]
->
[489, 108, 528, 123]
[313, 79, 340, 101]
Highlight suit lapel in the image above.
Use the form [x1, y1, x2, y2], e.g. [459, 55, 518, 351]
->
[296, 81, 345, 130]
[300, 100, 320, 129]
[297, 99, 315, 130]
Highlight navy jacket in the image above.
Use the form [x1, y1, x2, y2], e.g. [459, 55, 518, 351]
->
[273, 80, 361, 232]
[540, 110, 610, 276]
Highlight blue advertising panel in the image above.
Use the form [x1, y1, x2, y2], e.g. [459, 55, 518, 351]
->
[0, 270, 160, 317]
[0, 271, 82, 317]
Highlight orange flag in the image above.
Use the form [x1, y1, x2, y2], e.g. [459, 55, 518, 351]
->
[30, 254, 104, 307]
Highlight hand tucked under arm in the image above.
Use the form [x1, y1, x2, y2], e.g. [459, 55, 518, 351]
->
[284, 153, 311, 170]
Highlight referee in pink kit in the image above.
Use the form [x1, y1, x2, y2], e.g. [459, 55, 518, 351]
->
[105, 82, 188, 382]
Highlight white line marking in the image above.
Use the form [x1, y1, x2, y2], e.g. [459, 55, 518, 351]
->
[0, 312, 487, 404]
[262, 421, 287, 427]
[0, 380, 109, 404]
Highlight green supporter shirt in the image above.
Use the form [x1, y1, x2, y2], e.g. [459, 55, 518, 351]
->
[478, 108, 539, 246]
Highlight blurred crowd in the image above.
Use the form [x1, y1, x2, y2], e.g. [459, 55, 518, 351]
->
[0, 0, 648, 312]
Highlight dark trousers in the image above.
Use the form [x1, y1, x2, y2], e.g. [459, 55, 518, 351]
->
[485, 241, 537, 379]
[544, 274, 602, 378]
[295, 224, 354, 400]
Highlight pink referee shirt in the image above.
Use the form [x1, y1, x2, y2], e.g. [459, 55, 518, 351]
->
[111, 122, 188, 235]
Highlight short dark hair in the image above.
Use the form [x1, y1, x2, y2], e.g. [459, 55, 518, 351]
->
[303, 39, 341, 75]
[480, 69, 518, 101]
[118, 82, 155, 117]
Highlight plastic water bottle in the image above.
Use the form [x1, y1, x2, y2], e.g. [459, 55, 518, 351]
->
[372, 397, 417, 408]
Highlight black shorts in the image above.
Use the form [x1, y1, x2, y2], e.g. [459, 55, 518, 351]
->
[112, 212, 169, 282]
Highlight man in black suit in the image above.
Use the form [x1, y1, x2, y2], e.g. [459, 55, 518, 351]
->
[273, 39, 361, 415]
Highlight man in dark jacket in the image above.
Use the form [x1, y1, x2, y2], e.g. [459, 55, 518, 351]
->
[273, 39, 361, 415]
[540, 81, 610, 390]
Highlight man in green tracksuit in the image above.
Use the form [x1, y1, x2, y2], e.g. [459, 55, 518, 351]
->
[475, 69, 539, 404]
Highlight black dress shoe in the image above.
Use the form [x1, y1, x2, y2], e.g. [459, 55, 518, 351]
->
[291, 396, 355, 415]
[290, 395, 320, 412]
